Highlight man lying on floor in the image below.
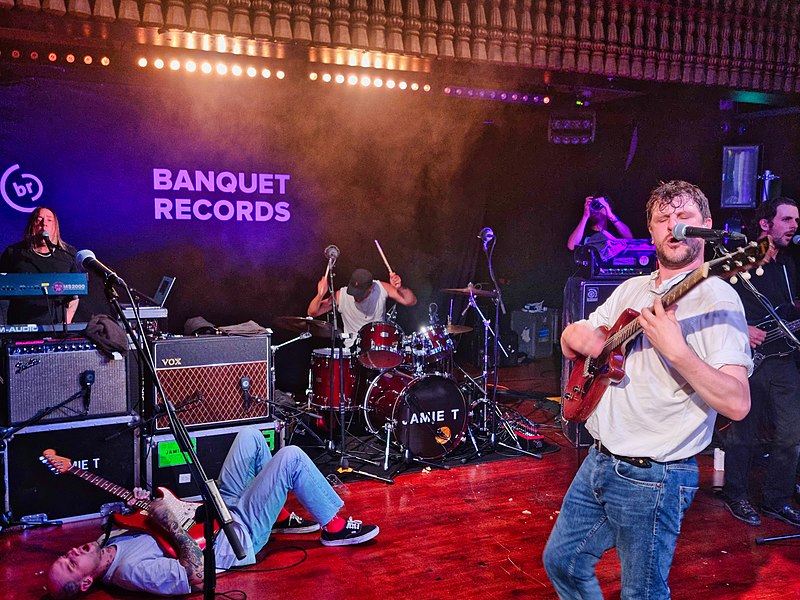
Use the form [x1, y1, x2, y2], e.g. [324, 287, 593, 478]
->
[46, 427, 379, 598]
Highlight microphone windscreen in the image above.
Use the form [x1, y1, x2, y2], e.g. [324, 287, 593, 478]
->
[672, 223, 688, 240]
[75, 249, 96, 269]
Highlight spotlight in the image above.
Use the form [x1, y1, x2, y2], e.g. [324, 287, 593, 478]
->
[410, 82, 419, 91]
[347, 74, 358, 85]
[322, 73, 332, 82]
[100, 56, 110, 67]
[309, 72, 318, 81]
[48, 52, 58, 62]
[201, 62, 213, 74]
[66, 53, 75, 63]
[246, 66, 257, 77]
[276, 70, 285, 79]
[29, 51, 39, 60]
[374, 78, 383, 88]
[137, 57, 148, 68]
[398, 81, 407, 90]
[83, 55, 92, 65]
[335, 73, 345, 84]
[186, 60, 197, 72]
[169, 59, 180, 71]
[216, 63, 227, 75]
[261, 68, 271, 78]
[386, 79, 396, 89]
[153, 58, 164, 69]
[11, 49, 20, 59]
[543, 96, 551, 104]
[231, 64, 243, 76]
[360, 75, 370, 87]
[423, 84, 431, 92]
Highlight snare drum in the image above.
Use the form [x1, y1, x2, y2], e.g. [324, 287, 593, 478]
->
[357, 321, 404, 370]
[364, 369, 468, 459]
[309, 348, 356, 410]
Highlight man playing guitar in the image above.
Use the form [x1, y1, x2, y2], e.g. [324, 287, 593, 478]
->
[545, 180, 753, 599]
[721, 197, 800, 528]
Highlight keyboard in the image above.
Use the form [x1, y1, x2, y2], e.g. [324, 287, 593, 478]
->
[0, 273, 89, 296]
[0, 322, 87, 335]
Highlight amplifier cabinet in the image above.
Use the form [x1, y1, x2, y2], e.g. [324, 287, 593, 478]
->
[561, 277, 628, 447]
[2, 339, 129, 426]
[142, 422, 283, 500]
[147, 334, 273, 432]
[510, 309, 558, 360]
[2, 415, 139, 522]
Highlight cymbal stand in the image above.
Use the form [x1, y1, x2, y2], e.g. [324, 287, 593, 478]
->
[325, 259, 381, 474]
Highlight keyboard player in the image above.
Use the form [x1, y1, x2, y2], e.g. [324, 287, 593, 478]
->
[0, 206, 80, 325]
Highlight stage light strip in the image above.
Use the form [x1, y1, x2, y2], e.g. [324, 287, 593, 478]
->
[1, 45, 111, 67]
[136, 55, 285, 80]
[307, 70, 431, 93]
[443, 85, 550, 105]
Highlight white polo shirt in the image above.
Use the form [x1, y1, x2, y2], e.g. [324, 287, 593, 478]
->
[579, 270, 752, 462]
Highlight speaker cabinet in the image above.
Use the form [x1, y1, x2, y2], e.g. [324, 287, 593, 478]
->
[148, 335, 273, 431]
[2, 415, 138, 522]
[2, 339, 129, 426]
[561, 277, 628, 447]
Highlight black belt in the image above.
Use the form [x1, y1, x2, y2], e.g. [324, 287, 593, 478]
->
[593, 440, 652, 469]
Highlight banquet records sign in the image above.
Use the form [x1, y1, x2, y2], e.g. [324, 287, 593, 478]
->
[153, 168, 292, 223]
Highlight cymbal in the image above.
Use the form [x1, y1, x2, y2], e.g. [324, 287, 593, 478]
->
[446, 324, 473, 335]
[273, 316, 333, 337]
[441, 285, 497, 298]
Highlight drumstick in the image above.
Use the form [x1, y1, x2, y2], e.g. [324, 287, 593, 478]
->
[374, 239, 393, 274]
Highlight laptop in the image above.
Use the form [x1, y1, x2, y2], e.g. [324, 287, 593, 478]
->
[128, 276, 176, 307]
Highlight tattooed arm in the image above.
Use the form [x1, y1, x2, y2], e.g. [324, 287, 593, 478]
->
[148, 498, 205, 591]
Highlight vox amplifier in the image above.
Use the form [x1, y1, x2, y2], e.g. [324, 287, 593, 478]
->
[147, 335, 273, 432]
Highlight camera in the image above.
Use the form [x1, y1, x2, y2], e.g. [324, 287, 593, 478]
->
[590, 198, 603, 211]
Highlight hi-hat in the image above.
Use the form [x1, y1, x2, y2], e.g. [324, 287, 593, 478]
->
[441, 285, 497, 298]
[274, 316, 333, 337]
[445, 324, 473, 335]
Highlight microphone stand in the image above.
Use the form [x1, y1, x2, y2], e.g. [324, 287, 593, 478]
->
[101, 277, 245, 600]
[324, 261, 386, 481]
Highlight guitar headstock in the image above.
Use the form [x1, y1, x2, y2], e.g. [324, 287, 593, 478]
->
[40, 449, 72, 474]
[707, 239, 769, 280]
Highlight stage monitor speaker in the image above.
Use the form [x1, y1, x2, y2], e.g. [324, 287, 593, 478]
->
[560, 277, 628, 447]
[2, 339, 129, 426]
[147, 334, 273, 432]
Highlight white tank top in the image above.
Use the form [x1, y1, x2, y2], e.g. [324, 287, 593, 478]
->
[337, 281, 388, 342]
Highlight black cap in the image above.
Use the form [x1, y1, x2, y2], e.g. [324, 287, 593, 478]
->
[347, 268, 373, 301]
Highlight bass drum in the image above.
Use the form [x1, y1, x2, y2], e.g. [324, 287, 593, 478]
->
[364, 370, 468, 459]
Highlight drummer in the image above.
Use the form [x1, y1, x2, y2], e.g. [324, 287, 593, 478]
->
[307, 267, 417, 346]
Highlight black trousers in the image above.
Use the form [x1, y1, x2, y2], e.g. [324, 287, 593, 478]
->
[723, 356, 800, 507]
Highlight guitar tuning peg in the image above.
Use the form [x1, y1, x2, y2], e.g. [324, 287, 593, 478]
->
[741, 271, 752, 281]
[756, 266, 764, 276]
[730, 275, 738, 285]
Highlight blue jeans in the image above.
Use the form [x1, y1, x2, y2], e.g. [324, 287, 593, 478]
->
[543, 447, 699, 599]
[217, 427, 344, 554]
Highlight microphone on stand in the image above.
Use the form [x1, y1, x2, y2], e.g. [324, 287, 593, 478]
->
[42, 231, 57, 255]
[791, 234, 800, 245]
[80, 370, 95, 415]
[428, 302, 439, 325]
[240, 377, 252, 410]
[673, 223, 747, 242]
[478, 227, 495, 251]
[324, 245, 340, 266]
[75, 250, 126, 286]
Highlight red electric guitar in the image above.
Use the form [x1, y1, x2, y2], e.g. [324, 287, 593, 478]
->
[562, 240, 768, 423]
[40, 449, 218, 559]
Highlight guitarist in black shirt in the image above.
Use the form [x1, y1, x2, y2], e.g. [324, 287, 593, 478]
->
[722, 197, 800, 528]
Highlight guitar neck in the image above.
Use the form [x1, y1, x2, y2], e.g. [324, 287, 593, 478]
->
[67, 465, 151, 512]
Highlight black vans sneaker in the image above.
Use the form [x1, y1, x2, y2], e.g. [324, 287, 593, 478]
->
[320, 517, 379, 546]
[272, 512, 320, 534]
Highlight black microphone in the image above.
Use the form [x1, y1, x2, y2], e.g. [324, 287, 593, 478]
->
[80, 370, 95, 415]
[428, 302, 438, 325]
[478, 227, 495, 250]
[42, 231, 57, 254]
[672, 223, 747, 242]
[240, 377, 252, 410]
[324, 244, 340, 267]
[791, 234, 800, 245]
[75, 249, 126, 286]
